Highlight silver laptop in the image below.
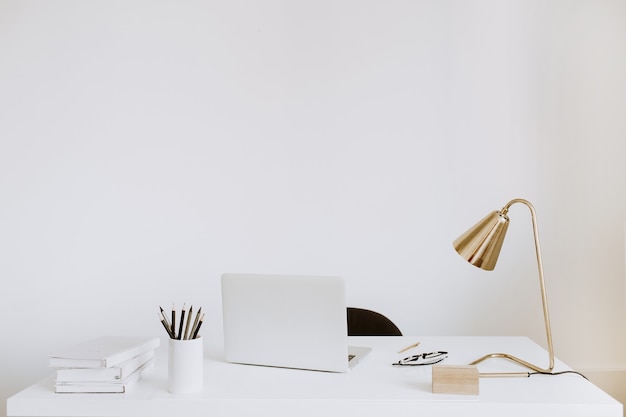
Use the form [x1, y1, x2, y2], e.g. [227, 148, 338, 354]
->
[221, 273, 371, 372]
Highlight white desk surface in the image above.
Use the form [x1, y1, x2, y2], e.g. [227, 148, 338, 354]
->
[7, 336, 622, 417]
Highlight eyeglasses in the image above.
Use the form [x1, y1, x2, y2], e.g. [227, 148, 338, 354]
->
[392, 351, 448, 366]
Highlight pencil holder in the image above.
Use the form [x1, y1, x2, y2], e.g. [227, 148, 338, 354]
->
[168, 337, 204, 394]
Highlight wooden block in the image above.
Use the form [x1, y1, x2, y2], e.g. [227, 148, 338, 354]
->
[432, 365, 479, 395]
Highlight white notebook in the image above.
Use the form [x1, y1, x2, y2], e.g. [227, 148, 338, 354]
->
[49, 336, 160, 369]
[221, 273, 371, 373]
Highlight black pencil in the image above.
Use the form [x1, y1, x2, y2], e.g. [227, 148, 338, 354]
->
[191, 313, 204, 339]
[159, 313, 175, 339]
[171, 303, 176, 339]
[178, 304, 186, 340]
[159, 306, 173, 338]
[190, 306, 202, 339]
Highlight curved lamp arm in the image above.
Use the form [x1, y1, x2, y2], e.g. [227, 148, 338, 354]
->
[457, 199, 555, 376]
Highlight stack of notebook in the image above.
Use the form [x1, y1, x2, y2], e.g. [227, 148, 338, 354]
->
[49, 335, 160, 393]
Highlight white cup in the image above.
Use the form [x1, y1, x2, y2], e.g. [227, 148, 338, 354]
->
[168, 337, 204, 394]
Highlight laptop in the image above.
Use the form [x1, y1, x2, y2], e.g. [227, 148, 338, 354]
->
[221, 273, 371, 372]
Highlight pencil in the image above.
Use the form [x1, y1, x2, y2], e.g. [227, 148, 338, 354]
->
[178, 304, 186, 340]
[191, 313, 204, 339]
[171, 303, 176, 340]
[159, 313, 175, 339]
[183, 305, 193, 340]
[159, 306, 173, 337]
[398, 341, 420, 353]
[190, 306, 202, 339]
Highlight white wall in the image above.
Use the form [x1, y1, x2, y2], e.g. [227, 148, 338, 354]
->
[1, 0, 625, 414]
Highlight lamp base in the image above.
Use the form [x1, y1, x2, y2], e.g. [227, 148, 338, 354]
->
[469, 352, 554, 378]
[432, 365, 480, 394]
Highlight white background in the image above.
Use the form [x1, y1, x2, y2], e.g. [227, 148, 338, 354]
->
[1, 0, 625, 413]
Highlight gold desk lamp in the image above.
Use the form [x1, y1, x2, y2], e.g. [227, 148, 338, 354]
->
[453, 198, 555, 377]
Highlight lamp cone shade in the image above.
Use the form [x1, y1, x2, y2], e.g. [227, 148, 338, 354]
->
[453, 210, 509, 271]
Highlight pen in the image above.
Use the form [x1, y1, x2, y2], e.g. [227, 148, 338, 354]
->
[191, 313, 204, 339]
[183, 305, 193, 340]
[178, 304, 186, 340]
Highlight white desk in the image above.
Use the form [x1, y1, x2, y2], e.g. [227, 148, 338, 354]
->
[7, 336, 622, 417]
